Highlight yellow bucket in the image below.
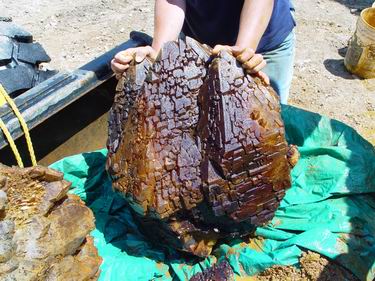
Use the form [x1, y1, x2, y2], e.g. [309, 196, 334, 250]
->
[344, 7, 375, 79]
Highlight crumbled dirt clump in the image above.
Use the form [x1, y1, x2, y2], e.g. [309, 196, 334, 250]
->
[256, 251, 358, 281]
[0, 164, 102, 281]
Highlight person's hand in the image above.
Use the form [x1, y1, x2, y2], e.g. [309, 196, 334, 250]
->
[212, 45, 270, 85]
[111, 46, 157, 79]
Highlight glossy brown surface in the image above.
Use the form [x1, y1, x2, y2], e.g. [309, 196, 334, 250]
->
[107, 37, 292, 257]
[0, 165, 102, 280]
[189, 260, 234, 281]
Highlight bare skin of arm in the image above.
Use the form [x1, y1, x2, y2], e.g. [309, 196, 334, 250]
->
[213, 0, 274, 83]
[111, 0, 185, 76]
[112, 0, 273, 82]
[152, 0, 186, 51]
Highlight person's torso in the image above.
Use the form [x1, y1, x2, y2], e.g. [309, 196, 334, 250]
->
[182, 0, 295, 53]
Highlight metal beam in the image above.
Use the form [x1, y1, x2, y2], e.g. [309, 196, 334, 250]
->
[0, 32, 152, 150]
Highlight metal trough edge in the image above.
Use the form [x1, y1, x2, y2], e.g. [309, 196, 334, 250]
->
[0, 32, 152, 150]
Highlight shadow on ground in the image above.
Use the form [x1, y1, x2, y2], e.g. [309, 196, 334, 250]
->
[323, 47, 361, 80]
[333, 0, 373, 14]
[323, 59, 356, 79]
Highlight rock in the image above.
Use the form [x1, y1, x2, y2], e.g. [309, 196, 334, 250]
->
[0, 259, 18, 275]
[0, 174, 7, 190]
[107, 37, 296, 257]
[38, 180, 71, 215]
[46, 194, 96, 256]
[25, 166, 63, 182]
[0, 241, 13, 263]
[0, 190, 7, 211]
[287, 145, 300, 167]
[0, 221, 14, 240]
[46, 237, 101, 281]
[0, 165, 101, 280]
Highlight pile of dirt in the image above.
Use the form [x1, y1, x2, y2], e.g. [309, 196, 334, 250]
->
[256, 251, 358, 281]
[0, 165, 102, 280]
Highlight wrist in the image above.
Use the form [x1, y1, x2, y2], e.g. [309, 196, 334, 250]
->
[234, 39, 258, 51]
[151, 42, 162, 53]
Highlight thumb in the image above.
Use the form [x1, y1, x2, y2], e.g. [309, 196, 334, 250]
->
[135, 51, 147, 63]
[230, 46, 244, 56]
[212, 45, 232, 55]
[147, 46, 158, 60]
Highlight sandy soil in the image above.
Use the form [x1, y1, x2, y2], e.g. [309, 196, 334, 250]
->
[289, 0, 375, 145]
[2, 0, 374, 146]
[255, 251, 358, 281]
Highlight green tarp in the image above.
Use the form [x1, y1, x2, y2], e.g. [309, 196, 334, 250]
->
[50, 105, 375, 281]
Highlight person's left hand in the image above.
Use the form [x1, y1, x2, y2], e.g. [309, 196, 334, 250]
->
[212, 45, 270, 85]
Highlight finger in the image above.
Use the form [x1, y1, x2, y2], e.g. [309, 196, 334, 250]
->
[230, 46, 244, 55]
[111, 64, 129, 75]
[236, 48, 255, 63]
[135, 51, 147, 63]
[118, 47, 136, 56]
[145, 46, 158, 60]
[256, 71, 270, 86]
[136, 46, 159, 62]
[114, 47, 138, 61]
[212, 45, 225, 55]
[243, 54, 264, 72]
[249, 60, 267, 74]
[111, 60, 129, 74]
[212, 45, 232, 55]
[114, 53, 133, 64]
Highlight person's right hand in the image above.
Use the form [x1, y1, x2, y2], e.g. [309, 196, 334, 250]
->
[111, 46, 157, 79]
[212, 45, 270, 86]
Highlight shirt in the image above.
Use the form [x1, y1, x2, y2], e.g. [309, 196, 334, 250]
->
[182, 0, 295, 53]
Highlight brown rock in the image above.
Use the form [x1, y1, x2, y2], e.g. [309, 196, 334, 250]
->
[0, 165, 101, 281]
[0, 190, 6, 212]
[190, 260, 234, 281]
[287, 144, 300, 168]
[107, 37, 294, 257]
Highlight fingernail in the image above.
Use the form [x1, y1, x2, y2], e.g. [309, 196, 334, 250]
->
[135, 55, 143, 62]
[118, 54, 126, 61]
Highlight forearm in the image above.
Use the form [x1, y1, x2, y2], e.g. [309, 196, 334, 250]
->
[152, 0, 186, 52]
[235, 0, 274, 50]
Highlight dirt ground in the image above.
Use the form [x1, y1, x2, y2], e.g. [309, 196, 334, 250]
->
[2, 0, 375, 145]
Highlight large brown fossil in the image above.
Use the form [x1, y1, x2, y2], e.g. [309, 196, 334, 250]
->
[106, 37, 294, 257]
[0, 165, 102, 281]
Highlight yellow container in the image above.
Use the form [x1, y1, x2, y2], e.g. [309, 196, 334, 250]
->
[344, 7, 375, 79]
